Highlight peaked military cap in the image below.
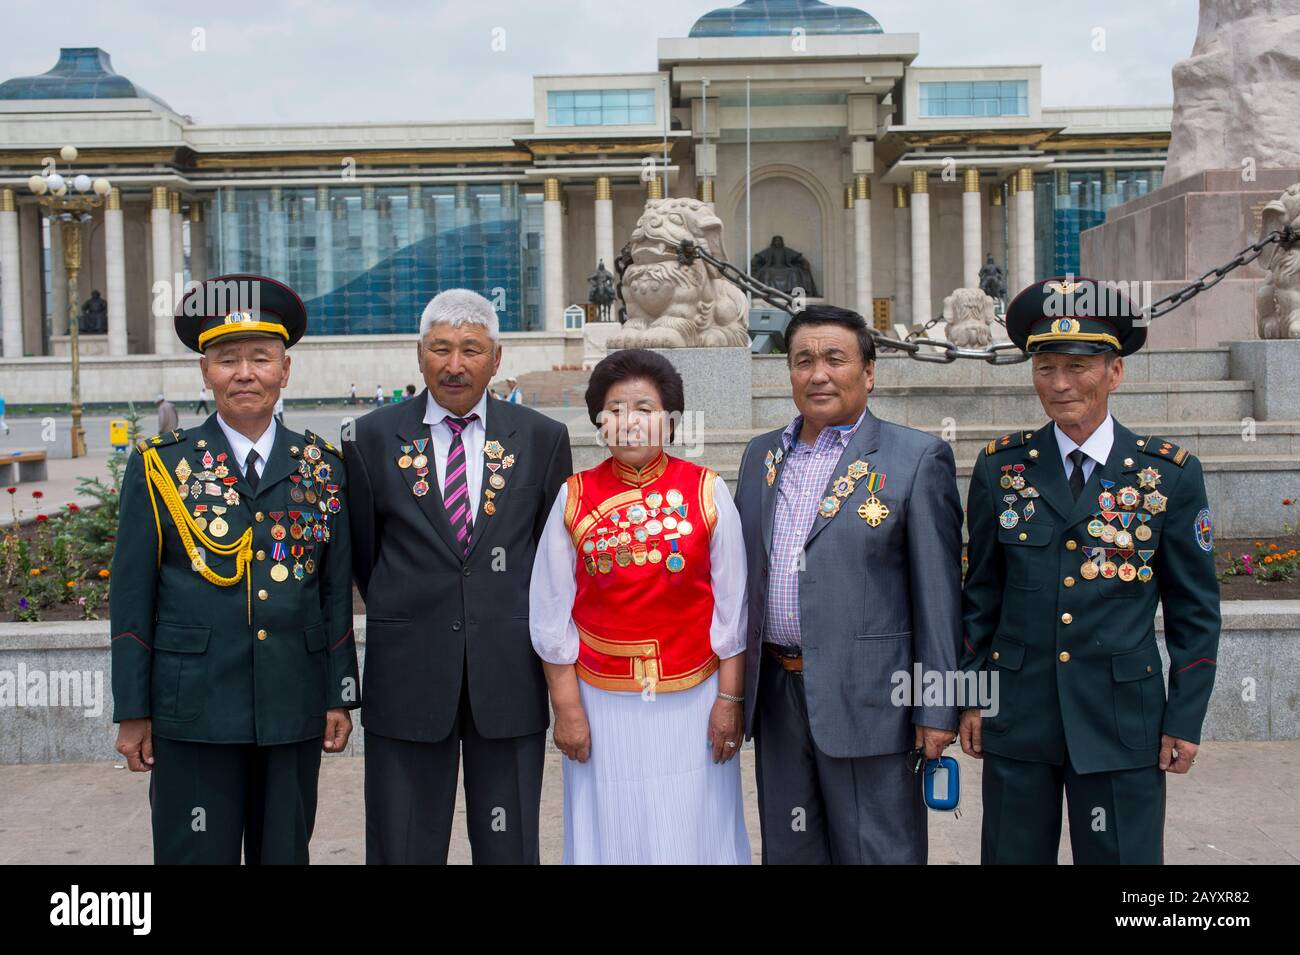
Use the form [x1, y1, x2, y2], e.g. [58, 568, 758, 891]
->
[174, 274, 307, 353]
[1006, 276, 1146, 357]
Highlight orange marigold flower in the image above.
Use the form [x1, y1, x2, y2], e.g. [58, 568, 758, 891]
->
[29, 568, 40, 576]
[65, 581, 75, 589]
[97, 568, 110, 579]
[1270, 543, 1279, 551]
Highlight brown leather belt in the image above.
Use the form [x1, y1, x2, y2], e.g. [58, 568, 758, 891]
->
[765, 643, 804, 672]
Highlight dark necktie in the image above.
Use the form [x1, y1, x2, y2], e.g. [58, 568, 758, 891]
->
[1068, 448, 1087, 500]
[244, 449, 260, 493]
[442, 414, 479, 555]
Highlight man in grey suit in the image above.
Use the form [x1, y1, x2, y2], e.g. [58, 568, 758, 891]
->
[734, 305, 964, 864]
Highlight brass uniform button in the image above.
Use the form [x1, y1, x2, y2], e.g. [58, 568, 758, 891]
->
[1061, 612, 1073, 624]
[256, 549, 267, 561]
[255, 512, 265, 523]
[258, 589, 268, 601]
[1063, 576, 1075, 587]
[1018, 532, 1028, 541]
[991, 651, 1000, 661]
[1028, 449, 1039, 459]
[1147, 665, 1153, 673]
[257, 629, 268, 641]
[1065, 540, 1078, 551]
[1059, 651, 1071, 663]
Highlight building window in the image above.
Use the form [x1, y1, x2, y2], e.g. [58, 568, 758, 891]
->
[548, 88, 655, 126]
[919, 80, 1027, 118]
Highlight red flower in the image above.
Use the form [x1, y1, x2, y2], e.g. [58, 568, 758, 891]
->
[31, 490, 44, 499]
[35, 514, 48, 523]
[67, 503, 80, 513]
[4, 487, 14, 495]
[1284, 498, 1294, 506]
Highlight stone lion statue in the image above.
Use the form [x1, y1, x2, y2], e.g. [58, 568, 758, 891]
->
[1256, 183, 1300, 340]
[941, 287, 996, 348]
[606, 197, 750, 349]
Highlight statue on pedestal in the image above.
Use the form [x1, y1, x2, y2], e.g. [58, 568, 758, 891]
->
[941, 288, 997, 348]
[588, 260, 616, 322]
[1257, 183, 1300, 339]
[79, 289, 107, 334]
[751, 235, 819, 297]
[978, 254, 1007, 305]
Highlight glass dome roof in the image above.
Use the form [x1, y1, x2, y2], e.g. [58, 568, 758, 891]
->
[0, 48, 173, 111]
[689, 0, 883, 37]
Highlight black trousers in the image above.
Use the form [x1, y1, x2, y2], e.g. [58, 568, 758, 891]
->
[981, 750, 1166, 864]
[754, 652, 926, 864]
[364, 670, 545, 865]
[148, 735, 321, 865]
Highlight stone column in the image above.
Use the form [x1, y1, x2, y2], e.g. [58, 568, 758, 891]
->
[0, 189, 21, 357]
[50, 213, 68, 335]
[543, 177, 565, 332]
[962, 168, 982, 289]
[909, 169, 931, 326]
[104, 187, 128, 356]
[1015, 167, 1035, 292]
[188, 200, 206, 284]
[893, 185, 911, 329]
[170, 190, 185, 293]
[843, 185, 855, 307]
[315, 186, 333, 298]
[150, 185, 174, 354]
[1101, 167, 1119, 213]
[853, 174, 872, 318]
[1005, 180, 1018, 294]
[407, 184, 425, 245]
[361, 185, 379, 270]
[268, 187, 287, 279]
[594, 176, 615, 276]
[989, 185, 1004, 276]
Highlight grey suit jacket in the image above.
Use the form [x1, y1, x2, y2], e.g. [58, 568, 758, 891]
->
[734, 408, 964, 759]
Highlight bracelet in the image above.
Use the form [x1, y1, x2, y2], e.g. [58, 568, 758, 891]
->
[718, 692, 744, 704]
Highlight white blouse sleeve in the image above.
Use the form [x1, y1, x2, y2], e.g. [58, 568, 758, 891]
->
[708, 476, 749, 660]
[528, 482, 581, 665]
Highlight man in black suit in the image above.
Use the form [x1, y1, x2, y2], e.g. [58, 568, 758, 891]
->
[346, 288, 572, 864]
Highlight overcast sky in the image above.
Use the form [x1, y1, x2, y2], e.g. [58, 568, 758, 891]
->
[0, 0, 1199, 125]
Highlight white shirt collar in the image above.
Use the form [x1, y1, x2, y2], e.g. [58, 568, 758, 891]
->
[1054, 413, 1114, 470]
[423, 388, 490, 429]
[216, 413, 277, 474]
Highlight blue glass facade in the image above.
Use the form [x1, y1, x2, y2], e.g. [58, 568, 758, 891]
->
[1032, 169, 1163, 279]
[547, 89, 655, 126]
[920, 81, 1027, 118]
[204, 183, 544, 335]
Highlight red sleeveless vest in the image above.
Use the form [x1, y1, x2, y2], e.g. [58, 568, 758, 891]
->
[563, 452, 720, 693]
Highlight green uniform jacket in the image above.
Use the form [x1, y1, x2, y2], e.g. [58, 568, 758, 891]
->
[109, 414, 360, 745]
[960, 419, 1220, 774]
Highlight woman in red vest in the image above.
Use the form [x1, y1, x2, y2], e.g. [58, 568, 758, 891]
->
[529, 348, 750, 864]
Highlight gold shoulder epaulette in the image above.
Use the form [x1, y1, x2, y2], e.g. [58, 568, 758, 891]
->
[137, 429, 185, 453]
[304, 429, 342, 458]
[985, 430, 1033, 456]
[1136, 435, 1190, 467]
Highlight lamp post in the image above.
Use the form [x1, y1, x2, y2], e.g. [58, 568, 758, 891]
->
[27, 145, 110, 458]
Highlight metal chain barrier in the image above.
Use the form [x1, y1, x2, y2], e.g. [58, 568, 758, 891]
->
[658, 226, 1299, 364]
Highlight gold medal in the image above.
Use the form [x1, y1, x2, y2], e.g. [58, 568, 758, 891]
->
[1100, 524, 1117, 544]
[412, 454, 428, 470]
[270, 563, 289, 583]
[209, 517, 228, 538]
[489, 473, 506, 490]
[666, 489, 684, 508]
[857, 494, 890, 527]
[175, 458, 192, 484]
[484, 501, 496, 516]
[1135, 523, 1152, 542]
[1101, 560, 1118, 579]
[647, 547, 663, 564]
[1080, 559, 1099, 580]
[1118, 561, 1137, 582]
[398, 454, 413, 470]
[677, 519, 693, 536]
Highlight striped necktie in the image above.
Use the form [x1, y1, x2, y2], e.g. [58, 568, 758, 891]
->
[442, 414, 479, 555]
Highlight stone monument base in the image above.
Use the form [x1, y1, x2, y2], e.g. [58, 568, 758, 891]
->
[645, 346, 753, 432]
[1230, 338, 1300, 420]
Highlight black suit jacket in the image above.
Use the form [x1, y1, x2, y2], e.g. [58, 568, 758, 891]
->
[346, 390, 572, 742]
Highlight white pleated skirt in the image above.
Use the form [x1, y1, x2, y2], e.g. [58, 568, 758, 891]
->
[562, 670, 751, 865]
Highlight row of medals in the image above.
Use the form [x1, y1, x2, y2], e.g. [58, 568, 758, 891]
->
[769, 449, 891, 528]
[998, 462, 1165, 584]
[580, 488, 691, 575]
[399, 438, 514, 516]
[173, 441, 339, 584]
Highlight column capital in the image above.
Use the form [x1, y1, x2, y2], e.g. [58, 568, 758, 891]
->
[0, 188, 15, 213]
[1102, 167, 1116, 193]
[698, 177, 714, 203]
[107, 186, 122, 211]
[894, 184, 909, 209]
[594, 176, 611, 201]
[854, 175, 871, 201]
[316, 184, 330, 204]
[168, 190, 181, 215]
[543, 177, 562, 202]
[910, 169, 928, 194]
[845, 185, 854, 210]
[963, 168, 981, 192]
[1016, 167, 1034, 192]
[151, 185, 169, 210]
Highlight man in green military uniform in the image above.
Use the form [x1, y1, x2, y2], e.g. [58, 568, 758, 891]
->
[959, 277, 1220, 864]
[111, 274, 360, 864]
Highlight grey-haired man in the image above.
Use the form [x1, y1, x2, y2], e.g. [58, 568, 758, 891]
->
[346, 289, 572, 864]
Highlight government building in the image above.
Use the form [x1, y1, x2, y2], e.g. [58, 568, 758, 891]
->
[0, 0, 1170, 395]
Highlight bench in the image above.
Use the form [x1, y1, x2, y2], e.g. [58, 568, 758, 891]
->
[0, 450, 48, 484]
